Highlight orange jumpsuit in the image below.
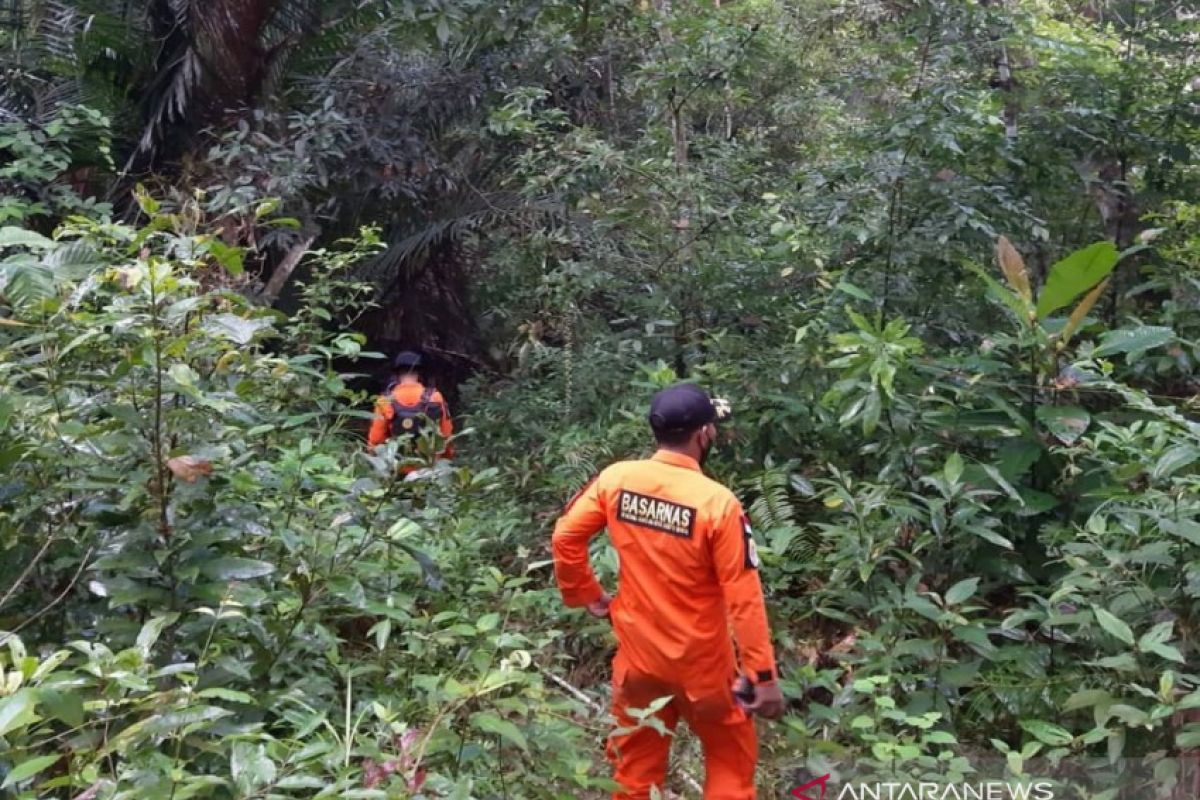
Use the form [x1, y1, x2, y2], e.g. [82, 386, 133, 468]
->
[552, 449, 777, 800]
[367, 382, 455, 458]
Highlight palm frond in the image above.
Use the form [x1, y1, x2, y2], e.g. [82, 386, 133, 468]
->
[359, 194, 560, 292]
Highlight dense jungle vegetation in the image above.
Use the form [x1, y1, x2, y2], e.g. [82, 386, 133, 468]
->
[1, 0, 1199, 797]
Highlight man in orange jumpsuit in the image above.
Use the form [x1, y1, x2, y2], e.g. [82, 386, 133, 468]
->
[367, 351, 454, 460]
[552, 383, 784, 800]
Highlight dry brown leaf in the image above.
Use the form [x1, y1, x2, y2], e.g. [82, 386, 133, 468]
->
[996, 235, 1032, 305]
[167, 455, 213, 483]
[114, 266, 144, 289]
[828, 629, 859, 655]
[1059, 278, 1108, 347]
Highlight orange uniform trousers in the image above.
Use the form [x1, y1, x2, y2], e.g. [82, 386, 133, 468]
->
[606, 650, 756, 800]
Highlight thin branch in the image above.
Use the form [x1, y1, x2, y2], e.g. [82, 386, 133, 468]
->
[0, 547, 94, 648]
[0, 531, 59, 611]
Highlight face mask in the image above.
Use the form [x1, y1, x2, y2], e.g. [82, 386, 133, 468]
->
[698, 426, 716, 466]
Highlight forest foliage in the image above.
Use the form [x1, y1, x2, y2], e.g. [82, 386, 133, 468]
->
[1, 0, 1199, 798]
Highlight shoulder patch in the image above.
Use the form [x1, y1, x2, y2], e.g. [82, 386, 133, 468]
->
[742, 513, 760, 569]
[617, 490, 696, 539]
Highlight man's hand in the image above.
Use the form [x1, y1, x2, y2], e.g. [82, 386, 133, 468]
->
[746, 680, 786, 720]
[586, 592, 613, 619]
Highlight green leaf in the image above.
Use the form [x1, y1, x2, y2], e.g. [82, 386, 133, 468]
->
[1145, 642, 1185, 664]
[0, 227, 54, 249]
[944, 577, 980, 606]
[1064, 689, 1113, 711]
[1036, 405, 1090, 445]
[196, 688, 256, 705]
[206, 240, 244, 276]
[39, 689, 84, 727]
[231, 742, 276, 792]
[1, 754, 60, 789]
[965, 260, 1030, 326]
[1152, 445, 1199, 480]
[1137, 621, 1174, 651]
[835, 280, 872, 301]
[1020, 719, 1074, 746]
[1161, 519, 1200, 546]
[202, 314, 274, 346]
[1177, 727, 1200, 749]
[200, 557, 275, 581]
[398, 543, 444, 591]
[1036, 241, 1119, 317]
[0, 688, 38, 737]
[1093, 326, 1174, 358]
[1090, 653, 1138, 672]
[943, 452, 964, 485]
[1092, 607, 1134, 645]
[137, 613, 179, 654]
[472, 712, 528, 752]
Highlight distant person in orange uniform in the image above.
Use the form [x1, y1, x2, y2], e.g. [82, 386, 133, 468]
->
[367, 351, 454, 462]
[552, 383, 784, 800]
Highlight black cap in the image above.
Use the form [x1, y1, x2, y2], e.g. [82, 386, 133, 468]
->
[648, 383, 717, 434]
[393, 350, 423, 369]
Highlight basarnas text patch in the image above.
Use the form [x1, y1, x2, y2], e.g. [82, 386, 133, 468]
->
[617, 490, 696, 538]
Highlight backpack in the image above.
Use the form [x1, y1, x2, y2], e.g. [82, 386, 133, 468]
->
[389, 386, 443, 439]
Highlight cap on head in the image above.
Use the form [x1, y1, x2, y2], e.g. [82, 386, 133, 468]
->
[393, 350, 423, 370]
[649, 383, 723, 436]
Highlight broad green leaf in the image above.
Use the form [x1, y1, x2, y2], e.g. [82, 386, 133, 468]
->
[0, 688, 38, 737]
[206, 240, 244, 275]
[1036, 241, 1119, 317]
[835, 280, 872, 301]
[1, 754, 60, 789]
[1177, 728, 1200, 749]
[1036, 405, 1090, 445]
[231, 742, 276, 792]
[202, 313, 274, 346]
[39, 688, 84, 727]
[944, 577, 980, 606]
[399, 543, 444, 591]
[1145, 643, 1184, 664]
[472, 712, 529, 752]
[1137, 621, 1174, 651]
[276, 776, 325, 789]
[1064, 689, 1113, 711]
[137, 612, 179, 654]
[1090, 653, 1137, 672]
[1093, 326, 1174, 358]
[1152, 445, 1199, 480]
[943, 452, 964, 485]
[0, 227, 54, 249]
[144, 706, 232, 735]
[1108, 704, 1149, 727]
[1092, 607, 1134, 645]
[196, 688, 256, 704]
[199, 557, 275, 581]
[1161, 519, 1200, 546]
[1020, 719, 1073, 746]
